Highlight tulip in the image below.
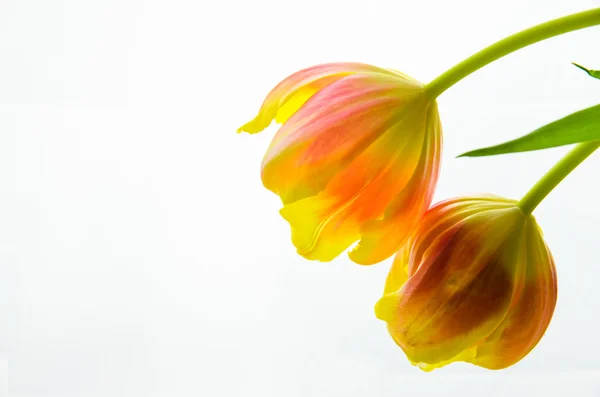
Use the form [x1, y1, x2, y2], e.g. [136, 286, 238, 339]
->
[375, 196, 557, 370]
[238, 63, 441, 264]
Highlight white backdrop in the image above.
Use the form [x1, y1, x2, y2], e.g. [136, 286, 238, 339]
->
[1, 0, 599, 396]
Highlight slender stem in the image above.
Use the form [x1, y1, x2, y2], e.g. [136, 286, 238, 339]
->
[424, 8, 600, 99]
[518, 141, 600, 215]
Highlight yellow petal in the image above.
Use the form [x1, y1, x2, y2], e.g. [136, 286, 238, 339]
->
[274, 84, 320, 124]
[382, 247, 410, 295]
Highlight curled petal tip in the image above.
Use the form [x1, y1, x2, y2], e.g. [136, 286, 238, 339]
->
[347, 242, 377, 266]
[237, 118, 270, 135]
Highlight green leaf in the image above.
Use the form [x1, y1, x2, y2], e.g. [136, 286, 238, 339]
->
[572, 62, 600, 80]
[459, 105, 600, 157]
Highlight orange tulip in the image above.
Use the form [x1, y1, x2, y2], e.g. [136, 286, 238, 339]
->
[375, 196, 557, 370]
[239, 63, 441, 264]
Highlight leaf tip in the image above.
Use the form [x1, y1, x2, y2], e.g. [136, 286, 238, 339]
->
[456, 150, 479, 158]
[572, 62, 591, 76]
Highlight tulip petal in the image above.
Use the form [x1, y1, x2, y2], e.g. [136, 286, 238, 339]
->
[407, 197, 516, 276]
[273, 84, 320, 125]
[383, 246, 410, 295]
[468, 218, 557, 369]
[378, 206, 526, 365]
[261, 73, 423, 204]
[383, 198, 515, 295]
[375, 295, 477, 372]
[279, 102, 427, 262]
[349, 103, 442, 265]
[414, 347, 478, 372]
[377, 197, 558, 371]
[237, 62, 400, 134]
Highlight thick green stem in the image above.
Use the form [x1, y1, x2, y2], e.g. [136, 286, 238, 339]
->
[424, 8, 600, 99]
[518, 141, 600, 215]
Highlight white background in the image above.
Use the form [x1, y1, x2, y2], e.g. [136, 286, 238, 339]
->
[1, 0, 599, 396]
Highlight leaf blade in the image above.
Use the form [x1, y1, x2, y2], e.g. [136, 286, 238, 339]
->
[459, 104, 600, 157]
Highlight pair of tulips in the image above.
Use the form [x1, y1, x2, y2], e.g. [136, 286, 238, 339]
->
[238, 62, 556, 371]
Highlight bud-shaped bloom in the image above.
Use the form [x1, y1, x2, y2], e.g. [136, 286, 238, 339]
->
[239, 63, 441, 264]
[375, 196, 557, 370]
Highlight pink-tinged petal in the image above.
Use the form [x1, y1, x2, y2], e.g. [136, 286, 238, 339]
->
[349, 103, 442, 265]
[239, 61, 441, 264]
[261, 73, 424, 204]
[237, 62, 402, 134]
[279, 99, 429, 262]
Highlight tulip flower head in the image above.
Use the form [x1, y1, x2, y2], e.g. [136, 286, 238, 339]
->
[375, 196, 557, 370]
[239, 63, 441, 264]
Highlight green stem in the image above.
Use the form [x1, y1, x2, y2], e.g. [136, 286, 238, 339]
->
[518, 141, 600, 215]
[424, 8, 600, 98]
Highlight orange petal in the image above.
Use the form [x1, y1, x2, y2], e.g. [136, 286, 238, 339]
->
[349, 103, 442, 265]
[279, 102, 427, 261]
